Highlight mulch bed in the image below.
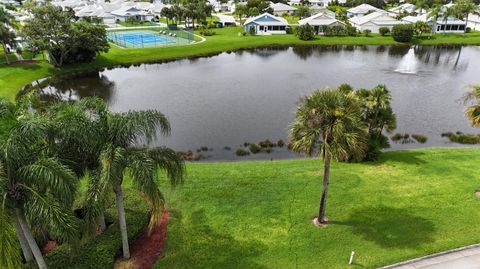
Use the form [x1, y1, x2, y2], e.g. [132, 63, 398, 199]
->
[41, 240, 59, 255]
[115, 209, 170, 269]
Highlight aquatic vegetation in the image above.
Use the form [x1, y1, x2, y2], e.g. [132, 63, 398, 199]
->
[224, 146, 231, 151]
[249, 144, 261, 154]
[236, 148, 250, 156]
[412, 134, 428, 143]
[277, 139, 285, 148]
[442, 132, 480, 144]
[259, 139, 275, 148]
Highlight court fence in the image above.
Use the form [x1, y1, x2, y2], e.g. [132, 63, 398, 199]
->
[107, 27, 195, 48]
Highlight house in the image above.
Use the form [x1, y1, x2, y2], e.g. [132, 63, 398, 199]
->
[111, 6, 154, 22]
[402, 13, 467, 33]
[349, 11, 402, 33]
[244, 12, 289, 35]
[388, 3, 416, 15]
[310, 5, 336, 17]
[467, 14, 480, 31]
[347, 4, 381, 18]
[289, 0, 327, 7]
[270, 2, 297, 16]
[298, 12, 345, 34]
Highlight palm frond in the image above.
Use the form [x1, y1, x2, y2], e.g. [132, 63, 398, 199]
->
[128, 151, 164, 231]
[22, 184, 79, 244]
[0, 197, 21, 269]
[148, 147, 185, 186]
[19, 157, 77, 206]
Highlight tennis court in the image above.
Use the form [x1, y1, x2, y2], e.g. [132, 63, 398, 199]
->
[107, 29, 194, 48]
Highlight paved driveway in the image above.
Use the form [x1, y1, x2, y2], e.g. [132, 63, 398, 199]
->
[382, 244, 480, 269]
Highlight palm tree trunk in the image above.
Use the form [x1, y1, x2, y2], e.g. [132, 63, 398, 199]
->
[16, 208, 47, 269]
[98, 212, 106, 232]
[2, 43, 10, 65]
[465, 14, 469, 33]
[115, 183, 130, 259]
[13, 218, 34, 262]
[318, 153, 331, 224]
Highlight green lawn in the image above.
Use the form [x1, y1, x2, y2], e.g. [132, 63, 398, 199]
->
[116, 21, 159, 27]
[154, 148, 480, 269]
[1, 27, 480, 101]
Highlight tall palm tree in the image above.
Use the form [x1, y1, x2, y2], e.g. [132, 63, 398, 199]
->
[463, 86, 480, 126]
[428, 4, 442, 35]
[0, 98, 78, 269]
[289, 88, 367, 224]
[61, 97, 185, 259]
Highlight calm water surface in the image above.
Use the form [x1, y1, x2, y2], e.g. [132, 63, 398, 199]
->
[38, 45, 480, 160]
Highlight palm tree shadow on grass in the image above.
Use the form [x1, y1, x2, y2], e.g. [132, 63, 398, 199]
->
[332, 206, 435, 249]
[156, 209, 267, 269]
[370, 150, 427, 165]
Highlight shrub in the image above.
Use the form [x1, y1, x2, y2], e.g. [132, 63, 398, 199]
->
[443, 133, 480, 144]
[249, 144, 261, 154]
[199, 25, 215, 36]
[285, 26, 293, 34]
[345, 26, 357, 36]
[259, 139, 274, 148]
[322, 25, 345, 36]
[249, 25, 256, 35]
[277, 139, 285, 147]
[26, 189, 149, 269]
[413, 21, 431, 37]
[296, 24, 315, 40]
[466, 27, 471, 33]
[392, 24, 414, 42]
[363, 29, 372, 37]
[412, 134, 428, 143]
[379, 27, 390, 36]
[236, 148, 250, 156]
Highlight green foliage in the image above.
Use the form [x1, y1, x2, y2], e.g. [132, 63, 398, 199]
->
[392, 24, 414, 42]
[249, 25, 256, 35]
[199, 25, 215, 36]
[26, 189, 149, 269]
[442, 132, 480, 144]
[379, 27, 390, 36]
[322, 25, 346, 36]
[363, 29, 372, 37]
[296, 24, 314, 40]
[412, 134, 428, 143]
[345, 25, 358, 36]
[245, 0, 273, 16]
[413, 21, 431, 37]
[295, 6, 311, 19]
[235, 148, 250, 156]
[249, 144, 261, 154]
[277, 139, 285, 147]
[22, 4, 109, 67]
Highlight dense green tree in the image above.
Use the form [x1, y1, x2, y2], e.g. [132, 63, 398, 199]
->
[235, 4, 248, 25]
[289, 88, 367, 224]
[296, 24, 315, 40]
[295, 6, 311, 19]
[452, 0, 479, 32]
[22, 4, 109, 67]
[463, 86, 480, 126]
[413, 21, 431, 36]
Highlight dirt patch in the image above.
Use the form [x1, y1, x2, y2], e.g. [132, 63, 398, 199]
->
[41, 240, 59, 255]
[475, 191, 480, 198]
[312, 217, 329, 228]
[11, 60, 38, 65]
[115, 209, 170, 269]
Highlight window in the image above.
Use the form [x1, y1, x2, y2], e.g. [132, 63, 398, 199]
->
[437, 25, 441, 31]
[440, 25, 445, 30]
[446, 25, 451, 31]
[272, 26, 279, 31]
[280, 26, 286, 30]
[459, 25, 465, 30]
[452, 25, 458, 31]
[259, 26, 264, 30]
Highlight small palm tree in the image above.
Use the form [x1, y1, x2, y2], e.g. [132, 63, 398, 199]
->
[289, 88, 367, 224]
[0, 98, 78, 269]
[0, 25, 15, 65]
[463, 86, 480, 126]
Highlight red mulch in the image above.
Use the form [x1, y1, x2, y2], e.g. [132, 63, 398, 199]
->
[11, 60, 38, 65]
[115, 209, 170, 269]
[41, 240, 59, 255]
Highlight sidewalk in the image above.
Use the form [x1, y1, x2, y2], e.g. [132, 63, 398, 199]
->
[380, 244, 480, 269]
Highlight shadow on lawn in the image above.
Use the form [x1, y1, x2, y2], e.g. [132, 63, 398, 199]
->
[333, 206, 435, 249]
[373, 150, 427, 166]
[155, 209, 267, 269]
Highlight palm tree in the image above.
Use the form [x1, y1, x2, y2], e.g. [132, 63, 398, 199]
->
[0, 98, 78, 269]
[463, 86, 480, 126]
[289, 88, 367, 224]
[0, 7, 15, 27]
[64, 98, 185, 259]
[428, 4, 442, 35]
[452, 0, 479, 33]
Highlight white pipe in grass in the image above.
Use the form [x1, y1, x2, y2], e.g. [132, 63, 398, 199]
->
[349, 250, 355, 265]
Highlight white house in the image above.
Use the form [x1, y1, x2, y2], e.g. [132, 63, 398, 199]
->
[244, 12, 289, 35]
[347, 4, 381, 18]
[388, 3, 416, 15]
[402, 13, 467, 33]
[298, 12, 345, 34]
[311, 5, 336, 17]
[349, 11, 402, 33]
[270, 2, 297, 16]
[467, 14, 480, 30]
[111, 6, 154, 22]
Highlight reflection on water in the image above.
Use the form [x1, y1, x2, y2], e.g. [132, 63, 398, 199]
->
[35, 45, 480, 160]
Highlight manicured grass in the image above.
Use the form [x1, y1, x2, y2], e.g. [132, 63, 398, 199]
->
[1, 27, 480, 101]
[154, 148, 480, 269]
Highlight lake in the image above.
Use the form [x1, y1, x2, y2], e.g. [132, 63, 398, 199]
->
[37, 45, 480, 160]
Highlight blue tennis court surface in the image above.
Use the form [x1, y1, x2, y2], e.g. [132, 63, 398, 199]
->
[107, 30, 181, 48]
